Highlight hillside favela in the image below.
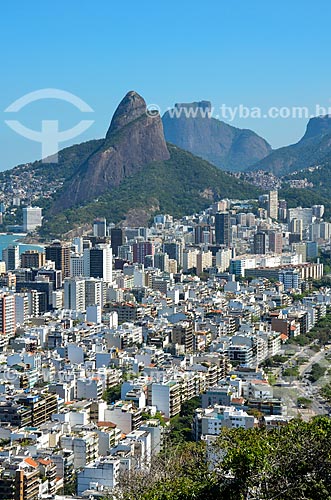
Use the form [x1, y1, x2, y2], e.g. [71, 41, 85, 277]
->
[1, 2, 331, 500]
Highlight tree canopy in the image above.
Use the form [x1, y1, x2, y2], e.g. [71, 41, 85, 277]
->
[110, 417, 331, 500]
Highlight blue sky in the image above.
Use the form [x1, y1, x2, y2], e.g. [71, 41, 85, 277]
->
[1, 0, 331, 170]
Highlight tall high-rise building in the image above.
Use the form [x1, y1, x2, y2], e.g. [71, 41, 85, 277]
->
[267, 190, 278, 219]
[320, 222, 331, 240]
[37, 268, 62, 289]
[312, 205, 325, 219]
[288, 208, 313, 227]
[0, 293, 16, 336]
[215, 212, 231, 246]
[236, 213, 247, 226]
[84, 244, 112, 283]
[291, 242, 307, 262]
[278, 199, 287, 221]
[133, 241, 155, 264]
[278, 269, 300, 291]
[154, 252, 169, 272]
[70, 253, 85, 277]
[93, 218, 107, 237]
[196, 251, 213, 275]
[182, 248, 199, 272]
[163, 241, 183, 266]
[110, 228, 125, 257]
[21, 250, 45, 269]
[2, 245, 19, 271]
[246, 213, 256, 227]
[194, 224, 211, 244]
[309, 222, 320, 242]
[253, 232, 267, 254]
[45, 241, 71, 279]
[15, 293, 30, 325]
[64, 278, 86, 312]
[268, 232, 283, 254]
[289, 218, 303, 240]
[73, 237, 84, 253]
[172, 321, 194, 352]
[22, 206, 42, 232]
[85, 278, 104, 307]
[117, 244, 133, 262]
[215, 248, 232, 272]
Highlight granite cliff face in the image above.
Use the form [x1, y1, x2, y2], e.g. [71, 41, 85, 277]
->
[59, 91, 170, 208]
[302, 115, 331, 140]
[162, 101, 271, 172]
[251, 115, 331, 175]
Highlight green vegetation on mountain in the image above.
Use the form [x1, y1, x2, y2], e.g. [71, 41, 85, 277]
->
[278, 186, 331, 218]
[113, 417, 331, 500]
[40, 145, 260, 238]
[284, 161, 331, 207]
[0, 139, 103, 186]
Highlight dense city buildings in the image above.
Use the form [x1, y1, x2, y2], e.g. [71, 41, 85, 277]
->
[0, 194, 328, 498]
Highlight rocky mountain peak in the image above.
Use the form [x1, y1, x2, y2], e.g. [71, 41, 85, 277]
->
[106, 90, 147, 137]
[174, 101, 212, 117]
[302, 115, 331, 141]
[57, 91, 170, 209]
[162, 100, 271, 172]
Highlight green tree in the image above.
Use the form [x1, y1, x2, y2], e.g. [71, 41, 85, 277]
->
[107, 417, 331, 500]
[102, 384, 121, 404]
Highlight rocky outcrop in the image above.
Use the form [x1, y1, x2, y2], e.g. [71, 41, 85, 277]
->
[162, 101, 271, 172]
[251, 115, 331, 175]
[58, 91, 170, 208]
[302, 115, 331, 141]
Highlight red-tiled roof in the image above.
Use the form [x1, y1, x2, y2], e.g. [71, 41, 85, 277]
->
[24, 458, 38, 468]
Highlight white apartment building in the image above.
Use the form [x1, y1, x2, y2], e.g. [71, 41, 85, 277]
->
[193, 405, 255, 440]
[151, 380, 181, 418]
[22, 206, 42, 232]
[64, 277, 86, 312]
[77, 457, 121, 495]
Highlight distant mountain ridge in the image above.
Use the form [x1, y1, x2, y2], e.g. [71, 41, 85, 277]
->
[250, 115, 331, 175]
[162, 101, 272, 172]
[3, 91, 331, 237]
[28, 91, 258, 235]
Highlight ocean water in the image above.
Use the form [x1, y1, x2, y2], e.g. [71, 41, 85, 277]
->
[0, 233, 44, 256]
